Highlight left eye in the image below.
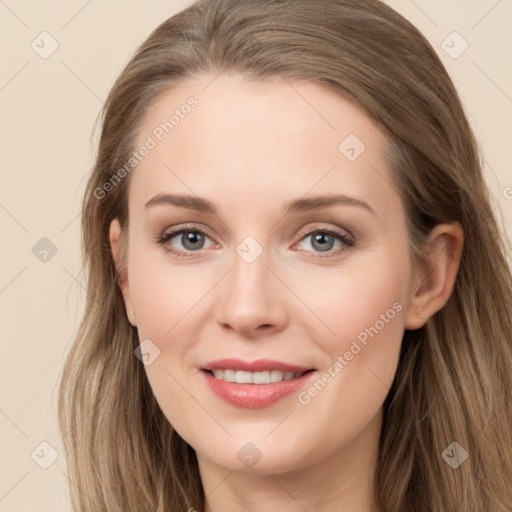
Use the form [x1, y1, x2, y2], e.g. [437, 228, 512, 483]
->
[296, 229, 352, 254]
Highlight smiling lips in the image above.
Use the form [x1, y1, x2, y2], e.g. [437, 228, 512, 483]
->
[201, 358, 316, 408]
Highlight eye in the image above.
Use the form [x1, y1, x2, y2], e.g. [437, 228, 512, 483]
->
[294, 226, 355, 258]
[155, 223, 355, 259]
[155, 225, 215, 257]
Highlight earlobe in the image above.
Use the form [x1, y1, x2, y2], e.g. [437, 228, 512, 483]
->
[404, 222, 464, 330]
[109, 218, 137, 326]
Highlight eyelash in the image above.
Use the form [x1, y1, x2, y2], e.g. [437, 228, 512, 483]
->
[154, 223, 355, 259]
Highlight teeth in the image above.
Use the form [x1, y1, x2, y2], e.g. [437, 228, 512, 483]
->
[210, 369, 304, 384]
[223, 369, 236, 382]
[270, 370, 283, 382]
[236, 371, 253, 384]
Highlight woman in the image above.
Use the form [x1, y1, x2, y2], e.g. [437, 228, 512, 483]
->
[58, 0, 512, 510]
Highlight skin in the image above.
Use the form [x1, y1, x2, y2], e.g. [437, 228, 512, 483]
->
[109, 73, 463, 512]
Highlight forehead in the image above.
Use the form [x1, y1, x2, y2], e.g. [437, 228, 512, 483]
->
[128, 73, 399, 221]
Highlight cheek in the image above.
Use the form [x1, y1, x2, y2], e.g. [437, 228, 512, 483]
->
[127, 251, 216, 340]
[128, 260, 203, 432]
[289, 263, 407, 441]
[295, 251, 408, 408]
[300, 255, 407, 344]
[126, 256, 213, 429]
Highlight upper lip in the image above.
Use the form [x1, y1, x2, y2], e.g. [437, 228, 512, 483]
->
[201, 358, 314, 373]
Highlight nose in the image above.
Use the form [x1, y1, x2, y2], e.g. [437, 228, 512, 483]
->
[215, 248, 289, 338]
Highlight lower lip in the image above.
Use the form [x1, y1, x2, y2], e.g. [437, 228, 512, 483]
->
[201, 370, 315, 408]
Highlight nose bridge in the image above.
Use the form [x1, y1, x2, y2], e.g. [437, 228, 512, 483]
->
[215, 236, 287, 334]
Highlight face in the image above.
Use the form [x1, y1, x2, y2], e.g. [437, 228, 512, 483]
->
[111, 73, 418, 475]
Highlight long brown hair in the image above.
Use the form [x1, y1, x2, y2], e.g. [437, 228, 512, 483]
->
[58, 0, 512, 510]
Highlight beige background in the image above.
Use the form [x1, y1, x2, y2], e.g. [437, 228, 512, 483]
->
[1, 1, 511, 510]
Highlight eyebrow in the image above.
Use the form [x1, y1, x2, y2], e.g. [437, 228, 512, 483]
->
[144, 193, 375, 216]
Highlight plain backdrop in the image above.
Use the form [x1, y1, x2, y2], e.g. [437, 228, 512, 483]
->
[1, 1, 511, 510]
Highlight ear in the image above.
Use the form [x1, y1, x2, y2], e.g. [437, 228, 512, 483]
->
[109, 218, 137, 326]
[404, 222, 464, 330]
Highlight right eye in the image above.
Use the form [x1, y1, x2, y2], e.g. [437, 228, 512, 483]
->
[155, 225, 216, 257]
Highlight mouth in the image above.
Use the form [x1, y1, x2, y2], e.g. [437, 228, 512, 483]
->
[199, 359, 318, 408]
